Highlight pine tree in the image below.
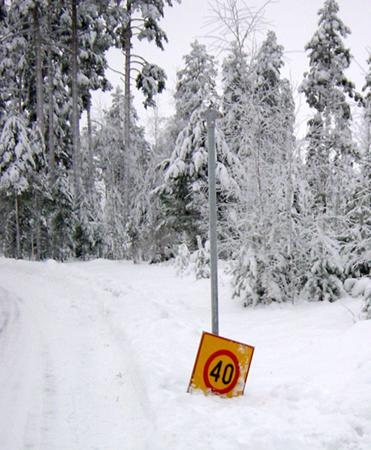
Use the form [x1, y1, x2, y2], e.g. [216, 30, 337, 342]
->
[105, 0, 178, 227]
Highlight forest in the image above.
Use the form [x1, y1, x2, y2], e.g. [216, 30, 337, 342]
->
[0, 0, 370, 313]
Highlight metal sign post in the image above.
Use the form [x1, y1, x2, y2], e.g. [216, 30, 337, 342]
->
[206, 107, 220, 336]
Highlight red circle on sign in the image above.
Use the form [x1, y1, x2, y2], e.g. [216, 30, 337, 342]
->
[203, 349, 240, 395]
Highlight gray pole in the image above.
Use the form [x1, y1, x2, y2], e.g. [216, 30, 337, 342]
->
[206, 107, 220, 336]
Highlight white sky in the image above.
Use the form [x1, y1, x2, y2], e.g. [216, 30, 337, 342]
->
[91, 0, 371, 135]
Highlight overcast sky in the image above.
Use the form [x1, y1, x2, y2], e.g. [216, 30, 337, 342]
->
[91, 0, 371, 133]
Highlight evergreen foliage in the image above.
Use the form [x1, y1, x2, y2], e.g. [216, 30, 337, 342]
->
[221, 42, 252, 158]
[0, 0, 178, 261]
[299, 0, 360, 302]
[157, 41, 240, 252]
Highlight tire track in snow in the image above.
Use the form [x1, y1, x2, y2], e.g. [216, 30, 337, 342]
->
[0, 260, 154, 450]
[0, 286, 56, 450]
[61, 264, 156, 448]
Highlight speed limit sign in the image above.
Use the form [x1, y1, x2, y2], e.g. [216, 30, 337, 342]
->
[188, 332, 254, 398]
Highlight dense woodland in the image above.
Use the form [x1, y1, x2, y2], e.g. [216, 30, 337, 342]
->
[0, 0, 370, 313]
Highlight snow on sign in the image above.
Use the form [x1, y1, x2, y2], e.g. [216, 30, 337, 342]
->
[188, 332, 254, 398]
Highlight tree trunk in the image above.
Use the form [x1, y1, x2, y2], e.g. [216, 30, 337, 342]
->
[15, 195, 21, 259]
[123, 2, 132, 224]
[33, 6, 45, 137]
[254, 125, 264, 220]
[18, 76, 22, 115]
[285, 133, 294, 303]
[0, 1, 6, 20]
[33, 194, 42, 260]
[47, 0, 55, 183]
[33, 6, 44, 260]
[71, 0, 81, 207]
[86, 97, 94, 198]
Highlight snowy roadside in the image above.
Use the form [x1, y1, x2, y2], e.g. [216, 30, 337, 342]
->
[0, 257, 370, 450]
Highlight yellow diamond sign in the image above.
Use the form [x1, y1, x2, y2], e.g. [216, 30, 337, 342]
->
[188, 332, 254, 398]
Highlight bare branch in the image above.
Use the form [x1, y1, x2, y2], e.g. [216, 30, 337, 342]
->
[131, 54, 148, 64]
[0, 28, 30, 45]
[203, 0, 274, 55]
[107, 65, 125, 77]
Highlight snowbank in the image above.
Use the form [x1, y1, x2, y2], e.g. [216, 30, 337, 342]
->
[0, 258, 370, 449]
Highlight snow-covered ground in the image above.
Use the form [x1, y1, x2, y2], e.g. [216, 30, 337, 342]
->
[0, 257, 370, 450]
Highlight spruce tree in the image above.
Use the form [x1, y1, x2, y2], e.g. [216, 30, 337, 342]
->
[300, 0, 358, 211]
[342, 55, 371, 279]
[94, 87, 152, 260]
[174, 41, 218, 130]
[0, 0, 113, 260]
[221, 42, 252, 158]
[0, 115, 45, 258]
[299, 0, 358, 302]
[156, 41, 240, 252]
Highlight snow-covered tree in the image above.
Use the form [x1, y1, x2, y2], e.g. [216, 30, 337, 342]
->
[230, 31, 297, 305]
[156, 41, 240, 252]
[49, 164, 75, 261]
[174, 40, 218, 130]
[299, 0, 358, 211]
[94, 87, 152, 260]
[361, 54, 371, 156]
[174, 242, 191, 275]
[298, 0, 359, 302]
[0, 0, 114, 260]
[343, 182, 371, 279]
[193, 235, 210, 280]
[106, 0, 179, 224]
[221, 42, 252, 158]
[0, 115, 45, 258]
[363, 287, 371, 320]
[158, 105, 240, 251]
[342, 55, 371, 279]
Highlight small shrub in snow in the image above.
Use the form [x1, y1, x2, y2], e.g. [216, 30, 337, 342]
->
[345, 277, 371, 320]
[231, 247, 284, 307]
[174, 243, 191, 276]
[344, 248, 371, 280]
[302, 258, 344, 302]
[343, 277, 357, 293]
[192, 237, 210, 280]
[363, 292, 371, 320]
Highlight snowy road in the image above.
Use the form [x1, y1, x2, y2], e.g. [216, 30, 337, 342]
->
[0, 260, 153, 450]
[0, 258, 371, 450]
